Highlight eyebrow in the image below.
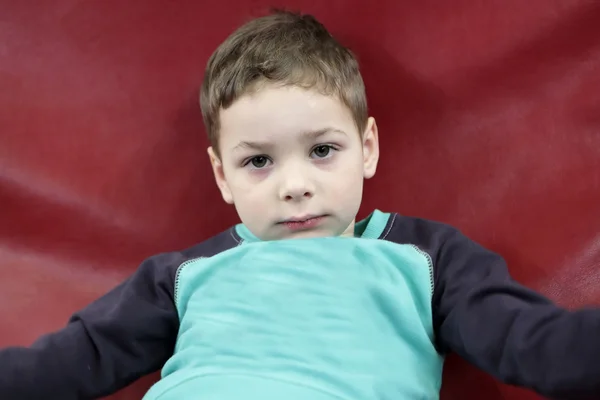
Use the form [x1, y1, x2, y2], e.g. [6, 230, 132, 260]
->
[232, 128, 347, 152]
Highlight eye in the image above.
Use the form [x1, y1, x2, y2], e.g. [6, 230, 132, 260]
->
[245, 155, 271, 169]
[311, 145, 335, 159]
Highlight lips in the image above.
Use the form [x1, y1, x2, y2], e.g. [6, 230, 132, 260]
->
[278, 215, 327, 231]
[281, 215, 322, 223]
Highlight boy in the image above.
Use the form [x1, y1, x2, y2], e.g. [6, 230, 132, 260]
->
[1, 9, 600, 400]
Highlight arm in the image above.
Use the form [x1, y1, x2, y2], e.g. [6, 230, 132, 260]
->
[433, 228, 600, 399]
[0, 252, 182, 400]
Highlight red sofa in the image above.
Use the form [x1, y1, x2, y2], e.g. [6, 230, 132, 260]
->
[1, 1, 599, 399]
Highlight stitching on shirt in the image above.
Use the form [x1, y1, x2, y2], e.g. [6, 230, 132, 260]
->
[230, 228, 241, 244]
[380, 212, 397, 239]
[407, 244, 435, 298]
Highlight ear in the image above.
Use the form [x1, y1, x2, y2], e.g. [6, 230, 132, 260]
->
[208, 147, 234, 204]
[362, 117, 380, 179]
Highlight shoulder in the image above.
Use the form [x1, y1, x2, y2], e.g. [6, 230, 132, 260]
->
[179, 226, 241, 259]
[135, 226, 241, 285]
[378, 211, 498, 271]
[379, 211, 462, 251]
[379, 211, 506, 289]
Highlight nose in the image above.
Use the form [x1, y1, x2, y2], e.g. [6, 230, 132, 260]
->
[278, 164, 314, 202]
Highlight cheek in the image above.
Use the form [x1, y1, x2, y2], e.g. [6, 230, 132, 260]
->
[328, 163, 364, 197]
[231, 190, 270, 226]
[229, 176, 270, 206]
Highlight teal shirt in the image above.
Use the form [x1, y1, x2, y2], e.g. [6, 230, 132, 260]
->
[143, 210, 444, 399]
[4, 210, 599, 399]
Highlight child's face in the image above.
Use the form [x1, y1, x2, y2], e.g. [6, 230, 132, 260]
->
[208, 85, 379, 241]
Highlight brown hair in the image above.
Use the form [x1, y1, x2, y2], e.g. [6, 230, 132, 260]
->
[200, 9, 368, 155]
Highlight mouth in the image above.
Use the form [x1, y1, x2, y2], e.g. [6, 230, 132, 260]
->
[278, 215, 327, 231]
[281, 215, 322, 223]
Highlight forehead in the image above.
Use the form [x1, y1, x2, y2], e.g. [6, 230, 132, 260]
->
[218, 85, 357, 147]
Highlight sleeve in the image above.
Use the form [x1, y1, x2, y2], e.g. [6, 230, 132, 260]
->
[432, 227, 600, 399]
[0, 252, 182, 400]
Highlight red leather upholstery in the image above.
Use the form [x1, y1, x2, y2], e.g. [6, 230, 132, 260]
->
[1, 1, 599, 399]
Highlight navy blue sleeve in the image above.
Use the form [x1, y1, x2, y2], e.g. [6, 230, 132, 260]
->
[384, 214, 600, 399]
[0, 252, 183, 400]
[432, 224, 600, 399]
